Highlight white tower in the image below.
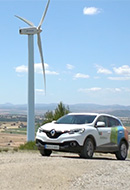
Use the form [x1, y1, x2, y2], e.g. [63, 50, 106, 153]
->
[15, 0, 50, 141]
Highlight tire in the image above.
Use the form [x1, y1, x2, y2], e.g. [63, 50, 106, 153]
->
[115, 141, 128, 160]
[80, 138, 94, 159]
[40, 149, 52, 157]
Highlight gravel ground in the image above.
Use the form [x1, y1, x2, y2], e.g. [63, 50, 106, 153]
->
[0, 151, 130, 190]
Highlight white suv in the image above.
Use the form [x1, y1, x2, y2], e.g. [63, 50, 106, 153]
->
[36, 113, 129, 160]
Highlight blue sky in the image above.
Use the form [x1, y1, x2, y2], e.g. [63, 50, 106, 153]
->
[0, 0, 130, 105]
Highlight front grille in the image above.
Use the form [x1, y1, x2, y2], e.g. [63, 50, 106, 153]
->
[41, 129, 68, 139]
[46, 131, 63, 138]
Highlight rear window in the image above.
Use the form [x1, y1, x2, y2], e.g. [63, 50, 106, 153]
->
[108, 117, 122, 127]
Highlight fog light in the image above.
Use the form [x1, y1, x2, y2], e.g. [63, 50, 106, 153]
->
[70, 142, 77, 147]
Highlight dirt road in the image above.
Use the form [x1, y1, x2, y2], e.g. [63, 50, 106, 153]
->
[0, 152, 130, 190]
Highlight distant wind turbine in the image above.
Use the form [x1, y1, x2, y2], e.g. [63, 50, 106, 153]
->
[15, 0, 50, 141]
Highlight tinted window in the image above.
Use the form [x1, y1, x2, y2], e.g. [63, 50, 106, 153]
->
[108, 117, 122, 127]
[56, 115, 96, 124]
[96, 116, 108, 127]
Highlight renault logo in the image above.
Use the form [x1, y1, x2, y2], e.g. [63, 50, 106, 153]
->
[50, 129, 56, 137]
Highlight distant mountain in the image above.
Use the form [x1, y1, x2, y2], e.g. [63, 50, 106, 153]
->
[68, 104, 130, 117]
[69, 103, 130, 113]
[106, 110, 130, 117]
[0, 103, 130, 117]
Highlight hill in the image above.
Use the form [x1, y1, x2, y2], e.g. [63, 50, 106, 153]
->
[0, 103, 130, 117]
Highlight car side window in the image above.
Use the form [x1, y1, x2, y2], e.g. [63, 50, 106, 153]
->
[107, 117, 121, 127]
[96, 116, 108, 127]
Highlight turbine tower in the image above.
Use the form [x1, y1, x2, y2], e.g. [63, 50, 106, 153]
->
[15, 0, 50, 141]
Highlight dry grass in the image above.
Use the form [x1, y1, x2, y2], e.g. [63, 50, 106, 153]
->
[0, 133, 26, 148]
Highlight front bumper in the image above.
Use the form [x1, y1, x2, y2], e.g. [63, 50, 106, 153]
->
[36, 139, 82, 153]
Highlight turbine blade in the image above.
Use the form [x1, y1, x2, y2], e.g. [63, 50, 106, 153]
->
[37, 33, 46, 93]
[15, 15, 34, 27]
[38, 0, 50, 29]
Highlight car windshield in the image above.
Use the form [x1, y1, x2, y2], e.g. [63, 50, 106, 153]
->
[56, 115, 96, 124]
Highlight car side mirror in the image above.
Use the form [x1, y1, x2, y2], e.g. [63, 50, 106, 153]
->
[52, 120, 56, 123]
[96, 121, 105, 127]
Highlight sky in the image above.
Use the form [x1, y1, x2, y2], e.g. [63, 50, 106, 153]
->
[0, 0, 130, 106]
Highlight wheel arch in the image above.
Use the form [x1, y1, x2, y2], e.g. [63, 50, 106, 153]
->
[83, 135, 97, 150]
[119, 138, 129, 149]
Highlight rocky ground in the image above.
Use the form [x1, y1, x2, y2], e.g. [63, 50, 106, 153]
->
[0, 151, 130, 190]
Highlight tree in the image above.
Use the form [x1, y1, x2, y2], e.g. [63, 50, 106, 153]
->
[54, 102, 70, 120]
[42, 102, 70, 124]
[43, 110, 54, 124]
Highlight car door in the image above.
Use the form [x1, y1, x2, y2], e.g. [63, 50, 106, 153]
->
[108, 116, 124, 146]
[95, 116, 111, 147]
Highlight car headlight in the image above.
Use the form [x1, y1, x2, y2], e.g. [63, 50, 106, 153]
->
[38, 128, 42, 133]
[69, 128, 85, 134]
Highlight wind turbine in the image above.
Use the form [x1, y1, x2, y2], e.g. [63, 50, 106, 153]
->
[15, 0, 50, 141]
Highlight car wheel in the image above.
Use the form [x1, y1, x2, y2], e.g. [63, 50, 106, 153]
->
[40, 149, 52, 156]
[115, 141, 128, 160]
[80, 138, 94, 159]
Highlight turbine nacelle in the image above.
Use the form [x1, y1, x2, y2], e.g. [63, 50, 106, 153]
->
[19, 27, 42, 35]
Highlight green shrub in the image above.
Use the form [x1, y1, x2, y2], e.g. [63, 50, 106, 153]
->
[13, 147, 18, 152]
[2, 148, 9, 152]
[19, 141, 38, 150]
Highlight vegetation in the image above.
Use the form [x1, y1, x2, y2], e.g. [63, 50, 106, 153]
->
[43, 102, 70, 124]
[43, 111, 54, 124]
[0, 148, 9, 152]
[2, 128, 27, 135]
[19, 141, 38, 150]
[0, 142, 37, 152]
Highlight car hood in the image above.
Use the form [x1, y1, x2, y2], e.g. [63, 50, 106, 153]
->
[40, 122, 91, 131]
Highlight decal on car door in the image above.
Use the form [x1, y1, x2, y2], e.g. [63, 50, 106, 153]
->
[110, 126, 128, 145]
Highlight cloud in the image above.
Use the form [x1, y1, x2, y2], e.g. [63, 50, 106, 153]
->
[46, 70, 59, 75]
[79, 87, 101, 93]
[35, 63, 59, 75]
[36, 89, 44, 95]
[96, 65, 112, 75]
[66, 64, 74, 70]
[94, 65, 130, 80]
[114, 88, 121, 92]
[123, 87, 130, 92]
[34, 63, 49, 74]
[74, 73, 90, 79]
[106, 88, 122, 92]
[107, 65, 130, 80]
[108, 76, 130, 81]
[83, 7, 102, 15]
[15, 63, 59, 75]
[113, 65, 130, 75]
[15, 65, 28, 73]
[78, 87, 123, 93]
